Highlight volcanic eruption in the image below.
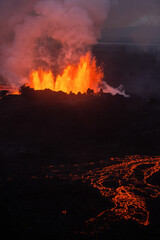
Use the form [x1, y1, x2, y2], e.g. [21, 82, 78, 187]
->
[0, 2, 160, 239]
[0, 0, 128, 96]
[29, 51, 104, 94]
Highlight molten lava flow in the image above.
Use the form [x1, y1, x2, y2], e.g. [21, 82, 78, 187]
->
[0, 85, 20, 96]
[83, 156, 160, 226]
[41, 155, 160, 227]
[29, 52, 103, 94]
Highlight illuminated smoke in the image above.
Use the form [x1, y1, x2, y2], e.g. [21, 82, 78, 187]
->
[0, 0, 128, 97]
[0, 0, 109, 87]
[99, 81, 129, 97]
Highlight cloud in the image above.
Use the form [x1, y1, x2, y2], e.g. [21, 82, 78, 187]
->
[0, 0, 110, 87]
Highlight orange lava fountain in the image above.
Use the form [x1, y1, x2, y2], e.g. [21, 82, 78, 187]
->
[29, 52, 103, 94]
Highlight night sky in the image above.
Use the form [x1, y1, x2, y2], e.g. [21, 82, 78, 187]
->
[102, 0, 160, 44]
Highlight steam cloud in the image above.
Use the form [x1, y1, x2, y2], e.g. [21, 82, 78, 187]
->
[0, 0, 128, 96]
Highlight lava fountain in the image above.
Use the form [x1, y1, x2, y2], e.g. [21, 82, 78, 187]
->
[28, 52, 104, 94]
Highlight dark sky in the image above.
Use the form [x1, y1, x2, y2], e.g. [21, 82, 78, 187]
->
[102, 0, 160, 44]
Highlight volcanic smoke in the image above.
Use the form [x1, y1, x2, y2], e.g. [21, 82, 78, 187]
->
[0, 0, 127, 96]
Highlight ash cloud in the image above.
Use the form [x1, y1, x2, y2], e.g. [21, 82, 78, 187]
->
[0, 0, 111, 89]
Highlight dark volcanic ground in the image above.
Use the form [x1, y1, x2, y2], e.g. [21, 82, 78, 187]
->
[0, 44, 160, 239]
[0, 89, 160, 239]
[1, 89, 160, 160]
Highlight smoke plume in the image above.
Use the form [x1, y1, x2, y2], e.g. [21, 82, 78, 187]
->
[0, 0, 111, 89]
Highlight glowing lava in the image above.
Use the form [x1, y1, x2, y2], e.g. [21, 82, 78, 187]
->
[42, 155, 160, 227]
[29, 52, 103, 94]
